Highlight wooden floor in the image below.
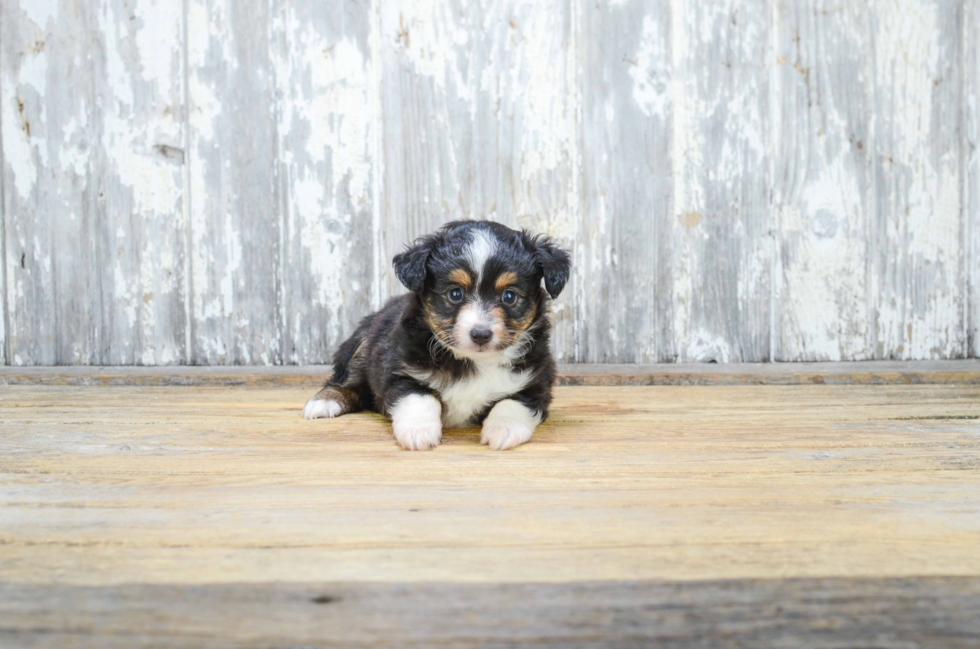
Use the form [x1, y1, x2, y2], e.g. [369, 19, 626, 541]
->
[2, 371, 980, 647]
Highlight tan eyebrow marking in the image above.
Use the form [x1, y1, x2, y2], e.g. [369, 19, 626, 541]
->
[495, 272, 518, 292]
[448, 268, 472, 289]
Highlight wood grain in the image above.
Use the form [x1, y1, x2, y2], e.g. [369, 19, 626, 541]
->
[968, 0, 979, 359]
[376, 0, 578, 357]
[0, 121, 5, 364]
[772, 1, 873, 361]
[871, 0, 965, 359]
[97, 0, 188, 365]
[671, 0, 771, 362]
[2, 1, 104, 364]
[2, 0, 980, 365]
[273, 0, 376, 364]
[576, 0, 672, 363]
[186, 0, 281, 364]
[3, 379, 979, 644]
[2, 578, 979, 648]
[0, 1, 187, 365]
[2, 383, 979, 586]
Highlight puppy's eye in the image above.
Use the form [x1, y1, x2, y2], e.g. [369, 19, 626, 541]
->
[501, 289, 518, 305]
[448, 287, 465, 304]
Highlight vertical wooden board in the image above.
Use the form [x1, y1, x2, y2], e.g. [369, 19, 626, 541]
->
[467, 1, 577, 359]
[670, 0, 771, 362]
[96, 0, 186, 365]
[1, 1, 103, 365]
[377, 0, 479, 299]
[871, 0, 964, 359]
[1, 0, 184, 366]
[967, 0, 979, 358]
[377, 0, 577, 359]
[1, 137, 5, 365]
[771, 1, 873, 361]
[187, 0, 282, 364]
[272, 0, 375, 364]
[576, 0, 672, 362]
[0, 213, 4, 367]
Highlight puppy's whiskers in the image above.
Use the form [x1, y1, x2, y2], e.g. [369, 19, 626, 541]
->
[506, 321, 540, 363]
[428, 326, 456, 364]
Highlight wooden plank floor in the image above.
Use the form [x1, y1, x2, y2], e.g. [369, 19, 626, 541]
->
[2, 379, 980, 647]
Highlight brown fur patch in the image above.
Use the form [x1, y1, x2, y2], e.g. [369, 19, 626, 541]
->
[494, 297, 538, 347]
[424, 299, 453, 343]
[312, 385, 361, 413]
[448, 268, 472, 289]
[515, 304, 537, 332]
[514, 303, 537, 335]
[495, 272, 518, 292]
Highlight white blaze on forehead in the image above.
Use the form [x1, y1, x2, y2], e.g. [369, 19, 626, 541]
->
[455, 303, 486, 331]
[465, 229, 497, 280]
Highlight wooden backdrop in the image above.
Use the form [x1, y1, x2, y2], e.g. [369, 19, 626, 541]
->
[1, 0, 977, 365]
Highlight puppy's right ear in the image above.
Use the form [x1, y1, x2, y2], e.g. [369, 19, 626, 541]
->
[393, 234, 438, 293]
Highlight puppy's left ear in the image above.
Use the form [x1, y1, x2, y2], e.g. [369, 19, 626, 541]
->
[522, 232, 571, 299]
[392, 234, 438, 293]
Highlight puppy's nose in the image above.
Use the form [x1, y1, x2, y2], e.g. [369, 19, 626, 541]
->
[470, 327, 493, 346]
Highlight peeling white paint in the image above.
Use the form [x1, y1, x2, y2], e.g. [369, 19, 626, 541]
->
[2, 0, 976, 365]
[771, 0, 875, 362]
[872, 0, 964, 359]
[686, 329, 733, 364]
[513, 2, 571, 180]
[4, 49, 48, 200]
[629, 14, 669, 118]
[674, 0, 774, 361]
[21, 0, 57, 30]
[185, 0, 284, 364]
[95, 0, 186, 365]
[387, 0, 474, 105]
[101, 9, 134, 110]
[967, 1, 980, 358]
[275, 4, 374, 361]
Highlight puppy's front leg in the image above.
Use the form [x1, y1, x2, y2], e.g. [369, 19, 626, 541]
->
[480, 399, 543, 451]
[389, 391, 443, 451]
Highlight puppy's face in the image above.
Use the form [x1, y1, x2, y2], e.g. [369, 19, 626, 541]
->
[393, 222, 571, 361]
[424, 232, 538, 359]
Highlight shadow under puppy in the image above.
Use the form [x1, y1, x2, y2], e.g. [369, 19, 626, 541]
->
[304, 220, 570, 451]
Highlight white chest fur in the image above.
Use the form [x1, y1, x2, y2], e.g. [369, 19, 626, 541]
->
[407, 361, 532, 429]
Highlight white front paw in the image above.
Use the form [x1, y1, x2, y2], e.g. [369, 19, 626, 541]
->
[304, 399, 341, 420]
[481, 419, 533, 450]
[480, 399, 540, 450]
[390, 393, 443, 451]
[392, 420, 443, 451]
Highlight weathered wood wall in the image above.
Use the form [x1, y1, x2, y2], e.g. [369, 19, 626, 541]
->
[1, 0, 977, 365]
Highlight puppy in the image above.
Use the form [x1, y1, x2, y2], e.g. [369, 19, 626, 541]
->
[303, 220, 570, 451]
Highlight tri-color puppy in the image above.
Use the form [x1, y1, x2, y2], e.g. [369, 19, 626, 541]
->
[303, 220, 570, 451]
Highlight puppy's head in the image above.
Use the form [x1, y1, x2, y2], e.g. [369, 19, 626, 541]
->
[393, 221, 571, 360]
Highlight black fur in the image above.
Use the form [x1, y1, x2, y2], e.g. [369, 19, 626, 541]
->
[521, 231, 571, 299]
[309, 220, 570, 434]
[391, 232, 439, 293]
